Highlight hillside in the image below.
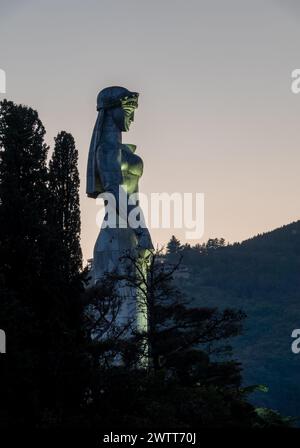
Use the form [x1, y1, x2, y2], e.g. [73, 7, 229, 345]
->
[171, 222, 300, 420]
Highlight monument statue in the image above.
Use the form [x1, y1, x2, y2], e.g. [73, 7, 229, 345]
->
[86, 86, 153, 332]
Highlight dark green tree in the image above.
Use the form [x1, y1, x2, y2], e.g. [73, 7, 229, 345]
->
[206, 237, 226, 250]
[166, 235, 182, 255]
[0, 102, 86, 427]
[0, 99, 49, 294]
[82, 252, 269, 428]
[0, 100, 51, 425]
[48, 131, 82, 281]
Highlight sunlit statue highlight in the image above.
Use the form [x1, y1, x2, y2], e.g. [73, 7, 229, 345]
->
[86, 86, 153, 333]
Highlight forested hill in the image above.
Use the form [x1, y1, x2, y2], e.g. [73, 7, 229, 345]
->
[168, 221, 300, 421]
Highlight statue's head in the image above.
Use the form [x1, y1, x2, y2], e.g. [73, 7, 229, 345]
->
[97, 86, 139, 132]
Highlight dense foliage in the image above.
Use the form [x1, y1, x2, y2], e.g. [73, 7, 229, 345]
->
[0, 100, 86, 427]
[167, 227, 300, 421]
[0, 100, 291, 428]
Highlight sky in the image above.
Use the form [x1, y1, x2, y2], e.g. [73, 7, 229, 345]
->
[0, 0, 300, 261]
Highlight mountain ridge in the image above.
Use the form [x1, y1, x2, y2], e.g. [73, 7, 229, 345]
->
[173, 220, 300, 420]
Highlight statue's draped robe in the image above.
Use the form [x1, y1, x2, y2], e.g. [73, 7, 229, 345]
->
[86, 89, 153, 342]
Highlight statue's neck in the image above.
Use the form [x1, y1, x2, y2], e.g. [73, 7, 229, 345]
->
[100, 113, 122, 145]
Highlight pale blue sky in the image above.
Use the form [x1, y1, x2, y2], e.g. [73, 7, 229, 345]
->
[1, 0, 300, 260]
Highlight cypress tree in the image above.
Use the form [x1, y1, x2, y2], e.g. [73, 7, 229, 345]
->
[0, 100, 51, 424]
[48, 131, 82, 282]
[0, 103, 86, 426]
[0, 99, 49, 298]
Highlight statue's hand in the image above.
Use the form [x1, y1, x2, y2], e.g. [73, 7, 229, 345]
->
[133, 227, 154, 263]
[137, 247, 152, 262]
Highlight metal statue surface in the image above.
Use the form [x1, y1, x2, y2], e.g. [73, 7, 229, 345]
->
[87, 86, 153, 331]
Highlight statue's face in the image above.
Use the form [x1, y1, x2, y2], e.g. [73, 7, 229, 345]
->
[121, 96, 138, 131]
[111, 95, 138, 132]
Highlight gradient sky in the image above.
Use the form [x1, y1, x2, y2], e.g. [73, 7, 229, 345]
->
[1, 0, 300, 261]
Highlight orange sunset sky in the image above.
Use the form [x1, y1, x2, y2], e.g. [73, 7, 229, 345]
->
[1, 0, 300, 261]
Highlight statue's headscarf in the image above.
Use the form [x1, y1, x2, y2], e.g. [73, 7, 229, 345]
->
[86, 86, 139, 198]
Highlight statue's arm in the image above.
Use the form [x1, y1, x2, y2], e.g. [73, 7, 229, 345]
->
[97, 146, 126, 218]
